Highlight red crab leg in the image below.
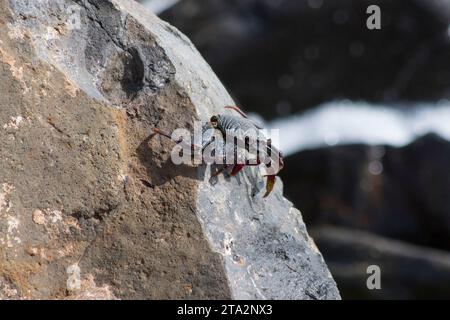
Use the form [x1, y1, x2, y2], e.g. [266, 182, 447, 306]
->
[225, 105, 263, 129]
[231, 153, 268, 176]
[263, 175, 276, 198]
[230, 164, 246, 176]
[229, 159, 277, 197]
[225, 105, 249, 118]
[151, 128, 178, 141]
[213, 160, 261, 178]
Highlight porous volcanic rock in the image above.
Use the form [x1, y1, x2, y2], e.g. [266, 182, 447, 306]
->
[0, 0, 339, 299]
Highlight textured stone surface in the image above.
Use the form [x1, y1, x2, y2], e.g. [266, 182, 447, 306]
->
[0, 0, 339, 299]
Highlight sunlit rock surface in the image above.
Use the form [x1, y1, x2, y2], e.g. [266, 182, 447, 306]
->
[0, 0, 339, 299]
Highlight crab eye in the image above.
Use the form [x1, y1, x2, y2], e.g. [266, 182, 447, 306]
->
[210, 116, 219, 126]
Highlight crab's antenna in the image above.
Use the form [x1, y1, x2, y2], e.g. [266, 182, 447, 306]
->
[225, 105, 264, 130]
[225, 105, 249, 118]
[151, 128, 174, 140]
[151, 128, 202, 151]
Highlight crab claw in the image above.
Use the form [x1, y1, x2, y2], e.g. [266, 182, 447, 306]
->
[263, 175, 276, 198]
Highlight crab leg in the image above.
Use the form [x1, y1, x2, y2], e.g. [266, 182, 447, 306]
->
[225, 105, 249, 118]
[230, 164, 246, 176]
[263, 175, 276, 198]
[225, 105, 263, 129]
[152, 127, 279, 198]
[213, 160, 261, 178]
[151, 128, 177, 141]
[211, 164, 232, 177]
[212, 163, 248, 178]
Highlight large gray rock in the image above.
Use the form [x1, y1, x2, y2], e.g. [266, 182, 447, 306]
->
[0, 0, 339, 299]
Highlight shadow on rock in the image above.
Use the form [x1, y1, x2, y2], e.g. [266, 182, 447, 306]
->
[137, 134, 203, 186]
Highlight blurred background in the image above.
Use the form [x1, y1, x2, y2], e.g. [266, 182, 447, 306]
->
[139, 0, 450, 299]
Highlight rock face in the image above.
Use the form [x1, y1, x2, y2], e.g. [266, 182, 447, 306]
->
[0, 0, 339, 299]
[162, 0, 450, 118]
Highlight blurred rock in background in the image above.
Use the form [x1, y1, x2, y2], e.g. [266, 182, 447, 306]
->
[159, 0, 450, 118]
[282, 134, 450, 252]
[143, 0, 450, 299]
[312, 226, 450, 299]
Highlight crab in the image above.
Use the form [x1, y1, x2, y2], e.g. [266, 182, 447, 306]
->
[150, 106, 284, 197]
